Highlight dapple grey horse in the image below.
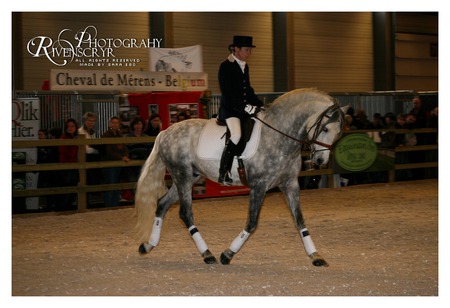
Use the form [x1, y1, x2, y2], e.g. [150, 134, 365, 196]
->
[135, 88, 347, 266]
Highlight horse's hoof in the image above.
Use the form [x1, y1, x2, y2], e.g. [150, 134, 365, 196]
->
[310, 252, 329, 267]
[202, 249, 218, 264]
[220, 253, 231, 265]
[204, 256, 218, 264]
[312, 258, 329, 267]
[138, 242, 154, 255]
[220, 249, 235, 265]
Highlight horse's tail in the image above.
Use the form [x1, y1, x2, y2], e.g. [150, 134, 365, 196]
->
[135, 133, 168, 241]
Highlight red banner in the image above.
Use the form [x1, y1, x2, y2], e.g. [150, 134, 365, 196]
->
[193, 178, 250, 199]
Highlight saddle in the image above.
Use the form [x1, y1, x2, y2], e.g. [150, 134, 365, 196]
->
[197, 114, 264, 186]
[215, 116, 255, 156]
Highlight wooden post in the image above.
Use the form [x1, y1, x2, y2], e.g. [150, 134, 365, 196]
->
[388, 169, 395, 182]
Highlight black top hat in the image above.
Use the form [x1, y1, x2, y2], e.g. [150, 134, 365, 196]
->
[229, 35, 256, 48]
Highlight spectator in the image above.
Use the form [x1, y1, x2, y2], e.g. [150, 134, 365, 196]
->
[49, 127, 62, 139]
[126, 116, 151, 161]
[403, 114, 418, 147]
[428, 107, 438, 129]
[38, 128, 47, 140]
[394, 114, 415, 181]
[367, 113, 383, 144]
[409, 96, 428, 128]
[177, 111, 190, 122]
[353, 108, 370, 129]
[425, 107, 438, 145]
[344, 114, 357, 131]
[405, 112, 424, 179]
[405, 113, 417, 129]
[101, 116, 129, 207]
[144, 113, 162, 137]
[346, 106, 355, 120]
[118, 111, 132, 135]
[395, 114, 408, 146]
[57, 118, 80, 211]
[384, 113, 396, 129]
[78, 112, 100, 162]
[123, 116, 152, 201]
[78, 112, 102, 206]
[369, 113, 384, 129]
[395, 114, 406, 129]
[381, 112, 397, 148]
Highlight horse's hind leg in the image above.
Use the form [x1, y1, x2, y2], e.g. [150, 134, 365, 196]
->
[175, 173, 217, 264]
[139, 185, 179, 255]
[281, 178, 328, 267]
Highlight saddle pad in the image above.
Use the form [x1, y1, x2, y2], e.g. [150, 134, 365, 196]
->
[197, 115, 263, 160]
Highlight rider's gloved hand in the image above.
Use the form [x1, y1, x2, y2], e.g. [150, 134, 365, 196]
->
[244, 104, 260, 115]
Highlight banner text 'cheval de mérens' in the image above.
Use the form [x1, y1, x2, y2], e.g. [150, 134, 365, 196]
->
[50, 69, 208, 92]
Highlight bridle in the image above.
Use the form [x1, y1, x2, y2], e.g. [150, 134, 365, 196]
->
[306, 102, 345, 153]
[254, 101, 344, 153]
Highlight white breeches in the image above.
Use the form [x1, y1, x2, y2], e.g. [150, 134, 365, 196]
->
[225, 117, 242, 145]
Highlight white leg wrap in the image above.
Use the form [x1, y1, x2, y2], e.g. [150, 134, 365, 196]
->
[189, 225, 208, 254]
[300, 228, 317, 255]
[230, 230, 250, 253]
[149, 217, 163, 246]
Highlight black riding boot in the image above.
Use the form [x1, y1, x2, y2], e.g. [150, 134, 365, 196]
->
[218, 141, 237, 186]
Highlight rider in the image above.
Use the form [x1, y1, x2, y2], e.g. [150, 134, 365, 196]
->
[217, 35, 263, 185]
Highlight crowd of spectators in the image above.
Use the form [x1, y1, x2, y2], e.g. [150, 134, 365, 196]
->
[303, 96, 438, 189]
[34, 112, 163, 212]
[30, 97, 438, 210]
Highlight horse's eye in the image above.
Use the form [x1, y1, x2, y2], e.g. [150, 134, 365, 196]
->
[323, 127, 328, 133]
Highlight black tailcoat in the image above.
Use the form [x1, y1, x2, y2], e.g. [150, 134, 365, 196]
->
[218, 54, 263, 121]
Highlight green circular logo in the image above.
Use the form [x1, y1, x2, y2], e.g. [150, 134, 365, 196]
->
[335, 133, 377, 171]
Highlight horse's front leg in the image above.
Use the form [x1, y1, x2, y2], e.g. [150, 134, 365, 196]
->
[220, 187, 266, 265]
[281, 178, 329, 267]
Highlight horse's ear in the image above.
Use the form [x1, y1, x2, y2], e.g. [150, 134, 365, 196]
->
[340, 105, 350, 114]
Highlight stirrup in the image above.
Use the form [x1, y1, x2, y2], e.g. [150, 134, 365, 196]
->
[218, 171, 233, 186]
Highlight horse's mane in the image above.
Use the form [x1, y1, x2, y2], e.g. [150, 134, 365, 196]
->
[269, 88, 332, 110]
[266, 88, 333, 118]
[264, 88, 333, 127]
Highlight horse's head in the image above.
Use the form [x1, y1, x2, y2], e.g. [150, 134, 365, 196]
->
[305, 103, 349, 167]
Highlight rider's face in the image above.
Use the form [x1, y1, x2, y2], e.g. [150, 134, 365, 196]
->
[233, 47, 252, 61]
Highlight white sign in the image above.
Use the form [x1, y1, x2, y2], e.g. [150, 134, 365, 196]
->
[50, 69, 208, 92]
[12, 98, 40, 140]
[150, 45, 203, 72]
[12, 98, 40, 209]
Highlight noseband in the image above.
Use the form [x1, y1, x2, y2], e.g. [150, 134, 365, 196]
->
[254, 101, 344, 151]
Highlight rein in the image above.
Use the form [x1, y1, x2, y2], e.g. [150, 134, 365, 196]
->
[253, 102, 343, 150]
